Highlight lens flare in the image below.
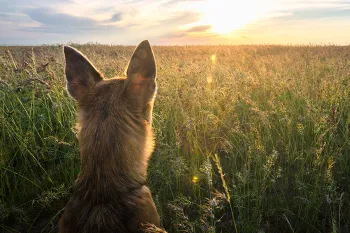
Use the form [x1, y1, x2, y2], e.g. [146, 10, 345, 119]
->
[207, 75, 213, 84]
[211, 54, 216, 64]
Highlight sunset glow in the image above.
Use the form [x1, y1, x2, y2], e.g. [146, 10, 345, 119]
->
[0, 0, 350, 45]
[200, 0, 262, 34]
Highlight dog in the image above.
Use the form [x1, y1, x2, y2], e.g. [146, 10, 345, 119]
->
[59, 40, 161, 233]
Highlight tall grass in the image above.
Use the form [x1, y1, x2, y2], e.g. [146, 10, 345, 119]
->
[0, 44, 349, 232]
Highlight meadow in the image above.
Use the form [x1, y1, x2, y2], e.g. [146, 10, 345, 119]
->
[0, 44, 349, 233]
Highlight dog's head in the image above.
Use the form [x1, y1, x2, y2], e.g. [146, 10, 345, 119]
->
[63, 40, 157, 179]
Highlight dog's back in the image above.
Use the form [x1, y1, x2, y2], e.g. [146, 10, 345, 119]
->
[59, 41, 160, 233]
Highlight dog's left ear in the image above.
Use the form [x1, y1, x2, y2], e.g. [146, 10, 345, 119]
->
[125, 40, 156, 111]
[64, 46, 103, 102]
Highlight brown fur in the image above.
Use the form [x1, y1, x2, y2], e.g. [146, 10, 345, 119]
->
[59, 40, 161, 233]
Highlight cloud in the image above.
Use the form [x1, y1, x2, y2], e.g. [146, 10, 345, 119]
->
[162, 32, 188, 39]
[0, 12, 32, 24]
[110, 13, 122, 22]
[0, 0, 73, 13]
[282, 8, 350, 20]
[26, 8, 97, 28]
[161, 29, 219, 40]
[121, 0, 144, 3]
[186, 25, 212, 32]
[161, 0, 205, 7]
[121, 10, 201, 29]
[20, 8, 120, 33]
[160, 11, 201, 25]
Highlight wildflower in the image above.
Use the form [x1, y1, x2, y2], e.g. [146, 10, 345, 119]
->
[297, 123, 303, 130]
[327, 156, 335, 170]
[297, 123, 304, 133]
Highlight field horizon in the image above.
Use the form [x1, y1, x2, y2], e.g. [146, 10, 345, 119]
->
[2, 43, 350, 47]
[0, 44, 349, 233]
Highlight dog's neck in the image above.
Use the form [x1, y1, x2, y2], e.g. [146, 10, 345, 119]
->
[75, 117, 153, 190]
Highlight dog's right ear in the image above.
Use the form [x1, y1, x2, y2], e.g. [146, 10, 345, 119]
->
[124, 40, 156, 113]
[64, 46, 103, 101]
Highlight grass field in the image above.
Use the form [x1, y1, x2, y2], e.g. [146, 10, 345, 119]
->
[0, 44, 349, 233]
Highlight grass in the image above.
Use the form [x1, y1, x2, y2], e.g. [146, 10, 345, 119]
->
[0, 44, 349, 233]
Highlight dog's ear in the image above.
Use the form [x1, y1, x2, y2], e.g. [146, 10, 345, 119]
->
[64, 46, 103, 101]
[125, 40, 156, 111]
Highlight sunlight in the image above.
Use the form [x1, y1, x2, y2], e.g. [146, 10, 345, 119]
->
[200, 0, 262, 34]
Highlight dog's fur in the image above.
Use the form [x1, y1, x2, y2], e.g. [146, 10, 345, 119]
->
[59, 40, 160, 233]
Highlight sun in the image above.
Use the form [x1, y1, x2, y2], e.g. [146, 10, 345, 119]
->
[200, 0, 261, 34]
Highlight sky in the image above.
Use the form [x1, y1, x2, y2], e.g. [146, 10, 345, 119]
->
[1, 0, 350, 45]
